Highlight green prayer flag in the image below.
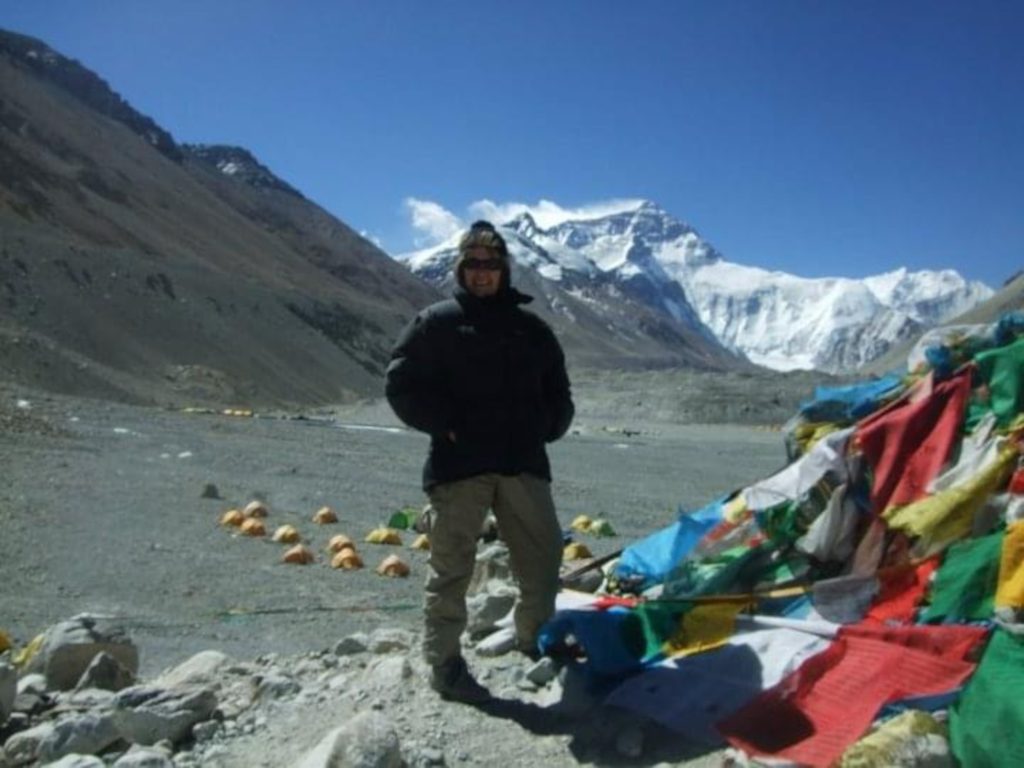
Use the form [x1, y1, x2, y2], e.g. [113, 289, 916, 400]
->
[950, 629, 1024, 767]
[920, 530, 1003, 623]
[967, 336, 1024, 430]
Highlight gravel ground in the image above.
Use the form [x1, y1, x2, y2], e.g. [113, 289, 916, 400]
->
[0, 384, 791, 766]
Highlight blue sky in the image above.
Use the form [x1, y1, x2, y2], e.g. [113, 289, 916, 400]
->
[2, 1, 1021, 287]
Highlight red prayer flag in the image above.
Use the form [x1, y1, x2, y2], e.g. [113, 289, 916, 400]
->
[855, 371, 971, 514]
[717, 625, 983, 766]
[863, 557, 941, 625]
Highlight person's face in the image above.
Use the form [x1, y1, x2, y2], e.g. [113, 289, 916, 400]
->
[462, 246, 503, 297]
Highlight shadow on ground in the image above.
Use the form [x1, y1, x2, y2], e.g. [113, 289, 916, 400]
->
[472, 696, 720, 766]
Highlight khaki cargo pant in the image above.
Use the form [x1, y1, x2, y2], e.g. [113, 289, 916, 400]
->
[423, 472, 563, 667]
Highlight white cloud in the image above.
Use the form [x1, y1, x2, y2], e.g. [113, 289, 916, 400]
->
[402, 196, 649, 250]
[468, 198, 647, 229]
[404, 198, 464, 247]
[466, 199, 534, 227]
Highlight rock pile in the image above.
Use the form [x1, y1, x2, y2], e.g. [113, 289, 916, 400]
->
[0, 544, 652, 768]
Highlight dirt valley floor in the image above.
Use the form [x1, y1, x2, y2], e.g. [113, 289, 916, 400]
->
[0, 385, 791, 767]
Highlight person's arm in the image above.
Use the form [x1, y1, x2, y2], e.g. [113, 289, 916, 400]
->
[543, 330, 574, 442]
[385, 313, 453, 436]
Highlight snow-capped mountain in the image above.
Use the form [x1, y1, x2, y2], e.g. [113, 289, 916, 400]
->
[398, 201, 994, 373]
[400, 208, 746, 371]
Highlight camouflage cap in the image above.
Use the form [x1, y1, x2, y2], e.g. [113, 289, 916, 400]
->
[454, 220, 510, 291]
[457, 220, 508, 259]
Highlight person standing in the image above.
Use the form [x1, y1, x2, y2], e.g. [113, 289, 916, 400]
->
[385, 220, 574, 703]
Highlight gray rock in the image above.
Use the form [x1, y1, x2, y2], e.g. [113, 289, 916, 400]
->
[413, 747, 444, 766]
[75, 651, 135, 692]
[474, 627, 515, 657]
[2, 711, 29, 735]
[200, 483, 220, 499]
[294, 711, 401, 768]
[466, 588, 516, 637]
[334, 634, 369, 656]
[366, 629, 414, 654]
[12, 691, 51, 718]
[293, 657, 326, 678]
[468, 544, 511, 594]
[255, 671, 300, 699]
[561, 567, 604, 593]
[0, 663, 15, 726]
[43, 755, 106, 768]
[3, 721, 55, 765]
[524, 657, 558, 687]
[366, 656, 412, 688]
[112, 747, 176, 767]
[37, 713, 120, 763]
[327, 672, 353, 692]
[196, 744, 229, 763]
[60, 687, 116, 709]
[30, 614, 138, 691]
[16, 674, 46, 697]
[155, 650, 231, 689]
[112, 685, 217, 746]
[190, 719, 221, 743]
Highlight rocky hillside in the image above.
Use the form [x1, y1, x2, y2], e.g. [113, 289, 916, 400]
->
[0, 28, 440, 408]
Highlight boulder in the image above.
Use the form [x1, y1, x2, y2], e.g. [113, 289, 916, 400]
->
[366, 629, 414, 654]
[41, 755, 106, 768]
[468, 543, 511, 594]
[365, 656, 412, 688]
[295, 711, 401, 768]
[524, 657, 558, 687]
[474, 627, 516, 657]
[112, 685, 217, 746]
[112, 747, 175, 767]
[74, 651, 135, 692]
[334, 634, 369, 656]
[3, 721, 55, 765]
[466, 584, 516, 637]
[16, 673, 47, 696]
[254, 671, 300, 700]
[153, 650, 231, 689]
[37, 713, 120, 763]
[30, 614, 138, 691]
[12, 673, 52, 719]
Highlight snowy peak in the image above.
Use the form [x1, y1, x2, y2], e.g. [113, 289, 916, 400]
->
[396, 201, 993, 373]
[396, 209, 741, 370]
[683, 257, 992, 372]
[507, 211, 541, 239]
[863, 267, 992, 324]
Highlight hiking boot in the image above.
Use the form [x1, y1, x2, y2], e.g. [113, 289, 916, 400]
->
[430, 656, 492, 704]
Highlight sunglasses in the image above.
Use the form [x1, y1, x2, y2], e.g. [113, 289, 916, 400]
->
[462, 258, 503, 272]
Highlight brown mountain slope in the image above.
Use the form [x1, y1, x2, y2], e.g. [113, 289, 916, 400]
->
[0, 30, 440, 407]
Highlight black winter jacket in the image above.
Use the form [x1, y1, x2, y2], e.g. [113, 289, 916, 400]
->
[385, 286, 574, 490]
